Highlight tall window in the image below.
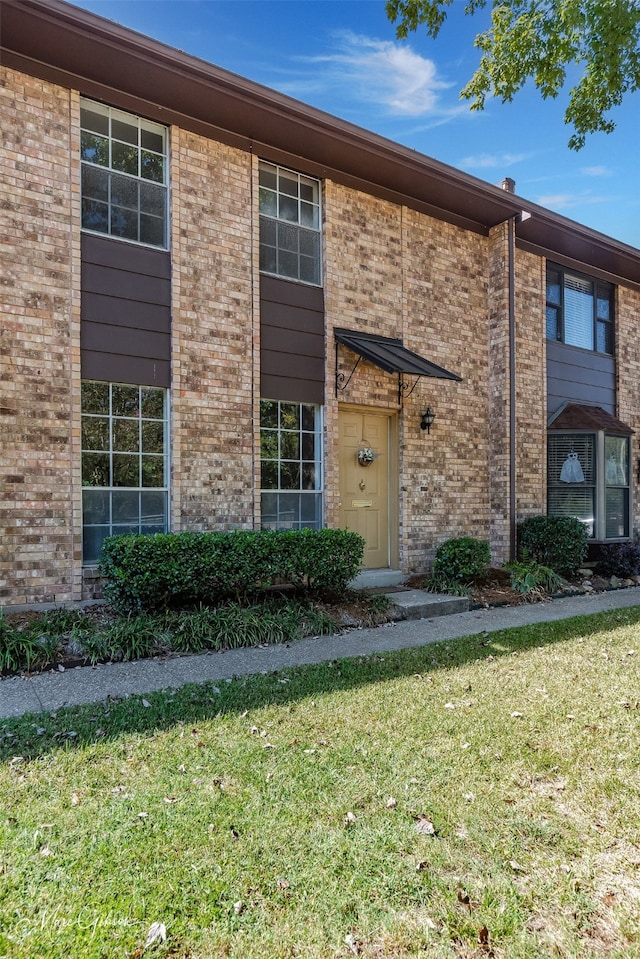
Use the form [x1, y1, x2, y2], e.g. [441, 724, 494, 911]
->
[260, 401, 322, 529]
[259, 161, 321, 284]
[81, 382, 169, 563]
[546, 264, 614, 354]
[548, 432, 630, 540]
[81, 99, 168, 248]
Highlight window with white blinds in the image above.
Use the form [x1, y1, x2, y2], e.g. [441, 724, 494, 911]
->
[548, 434, 596, 537]
[546, 265, 614, 355]
[548, 432, 630, 540]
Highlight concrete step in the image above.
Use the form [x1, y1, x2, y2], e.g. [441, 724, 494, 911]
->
[384, 588, 469, 620]
[350, 568, 406, 589]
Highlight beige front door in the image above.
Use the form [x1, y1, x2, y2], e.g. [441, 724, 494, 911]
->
[338, 409, 391, 569]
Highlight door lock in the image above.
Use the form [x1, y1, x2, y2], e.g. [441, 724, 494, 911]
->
[359, 479, 366, 491]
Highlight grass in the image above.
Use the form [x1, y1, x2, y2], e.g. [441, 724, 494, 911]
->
[2, 607, 640, 958]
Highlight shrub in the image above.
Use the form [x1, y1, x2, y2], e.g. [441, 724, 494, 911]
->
[432, 536, 491, 585]
[0, 612, 60, 675]
[100, 528, 365, 613]
[504, 560, 564, 597]
[518, 515, 588, 577]
[597, 541, 640, 578]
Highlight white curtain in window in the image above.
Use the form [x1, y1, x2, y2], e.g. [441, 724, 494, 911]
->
[564, 275, 594, 350]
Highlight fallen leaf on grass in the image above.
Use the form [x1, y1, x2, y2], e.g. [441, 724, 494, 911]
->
[143, 922, 167, 948]
[276, 877, 290, 890]
[234, 900, 245, 915]
[509, 860, 526, 872]
[416, 860, 429, 871]
[511, 711, 523, 718]
[141, 699, 151, 709]
[345, 933, 361, 955]
[386, 797, 397, 809]
[415, 814, 436, 835]
[344, 811, 357, 826]
[478, 924, 490, 946]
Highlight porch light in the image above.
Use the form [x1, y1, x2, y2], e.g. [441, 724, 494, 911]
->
[420, 407, 435, 434]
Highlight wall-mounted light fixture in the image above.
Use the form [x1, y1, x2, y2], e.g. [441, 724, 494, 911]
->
[420, 406, 435, 434]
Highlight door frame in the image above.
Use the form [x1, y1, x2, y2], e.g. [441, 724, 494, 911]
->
[338, 403, 399, 569]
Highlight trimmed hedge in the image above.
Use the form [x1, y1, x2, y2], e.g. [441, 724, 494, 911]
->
[100, 528, 365, 613]
[517, 515, 588, 577]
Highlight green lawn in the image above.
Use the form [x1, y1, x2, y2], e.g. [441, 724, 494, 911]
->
[2, 607, 640, 958]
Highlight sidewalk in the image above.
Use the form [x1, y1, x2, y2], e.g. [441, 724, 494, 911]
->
[2, 587, 640, 720]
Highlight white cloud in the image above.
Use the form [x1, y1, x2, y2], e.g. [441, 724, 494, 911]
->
[536, 192, 607, 210]
[302, 32, 453, 117]
[458, 152, 533, 170]
[581, 165, 612, 177]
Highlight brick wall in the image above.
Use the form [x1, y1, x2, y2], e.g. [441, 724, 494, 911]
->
[324, 182, 494, 572]
[0, 67, 81, 606]
[170, 129, 255, 532]
[615, 285, 640, 535]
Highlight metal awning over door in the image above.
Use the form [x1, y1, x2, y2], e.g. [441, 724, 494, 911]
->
[334, 327, 461, 402]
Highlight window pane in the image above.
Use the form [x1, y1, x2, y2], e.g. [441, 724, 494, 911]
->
[112, 118, 138, 146]
[300, 201, 318, 229]
[83, 489, 110, 525]
[82, 165, 109, 202]
[279, 172, 299, 198]
[140, 215, 164, 247]
[302, 463, 316, 489]
[280, 461, 301, 489]
[82, 416, 109, 451]
[112, 141, 139, 176]
[112, 385, 139, 417]
[141, 491, 167, 527]
[261, 492, 278, 528]
[113, 454, 139, 487]
[142, 421, 164, 454]
[548, 487, 595, 538]
[111, 173, 138, 210]
[300, 178, 317, 203]
[260, 431, 278, 460]
[279, 194, 298, 222]
[597, 321, 613, 354]
[81, 131, 109, 166]
[112, 490, 140, 524]
[140, 181, 165, 216]
[82, 381, 109, 414]
[300, 255, 319, 285]
[260, 400, 278, 429]
[113, 418, 139, 452]
[605, 488, 629, 538]
[280, 431, 300, 460]
[300, 492, 321, 526]
[546, 271, 561, 306]
[259, 244, 277, 275]
[280, 404, 300, 430]
[259, 188, 277, 217]
[278, 250, 298, 279]
[82, 198, 109, 234]
[261, 460, 278, 489]
[545, 306, 559, 340]
[278, 493, 301, 526]
[83, 526, 110, 565]
[111, 206, 138, 241]
[81, 107, 109, 136]
[141, 127, 164, 154]
[82, 452, 110, 487]
[259, 164, 277, 190]
[605, 436, 628, 486]
[278, 220, 299, 252]
[564, 275, 594, 350]
[141, 456, 164, 487]
[141, 387, 164, 419]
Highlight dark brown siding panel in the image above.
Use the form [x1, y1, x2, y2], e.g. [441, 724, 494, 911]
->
[82, 352, 170, 387]
[261, 374, 324, 404]
[81, 234, 171, 389]
[260, 276, 325, 404]
[547, 340, 615, 416]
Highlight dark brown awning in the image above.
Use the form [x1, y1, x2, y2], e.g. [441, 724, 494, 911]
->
[335, 327, 461, 380]
[548, 402, 634, 435]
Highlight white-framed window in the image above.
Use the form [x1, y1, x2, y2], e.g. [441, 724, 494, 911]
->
[81, 382, 169, 564]
[548, 432, 630, 540]
[260, 400, 323, 529]
[546, 264, 614, 354]
[80, 99, 168, 248]
[259, 161, 321, 284]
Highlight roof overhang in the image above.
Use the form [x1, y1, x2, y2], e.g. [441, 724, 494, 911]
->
[1, 0, 639, 289]
[548, 403, 634, 435]
[335, 328, 461, 403]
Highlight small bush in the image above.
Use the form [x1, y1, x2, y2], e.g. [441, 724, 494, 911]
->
[597, 541, 640, 578]
[518, 515, 588, 577]
[432, 537, 491, 585]
[505, 561, 564, 597]
[100, 528, 365, 614]
[0, 613, 60, 675]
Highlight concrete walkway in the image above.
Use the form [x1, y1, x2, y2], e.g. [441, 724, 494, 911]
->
[2, 587, 640, 720]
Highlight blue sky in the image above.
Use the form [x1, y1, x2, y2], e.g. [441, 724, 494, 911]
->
[74, 0, 640, 248]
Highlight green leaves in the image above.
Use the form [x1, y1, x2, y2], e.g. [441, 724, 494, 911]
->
[386, 0, 640, 149]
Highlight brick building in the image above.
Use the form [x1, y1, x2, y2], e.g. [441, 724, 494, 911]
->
[2, 0, 640, 608]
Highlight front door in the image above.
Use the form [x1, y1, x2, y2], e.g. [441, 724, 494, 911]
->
[338, 409, 390, 568]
